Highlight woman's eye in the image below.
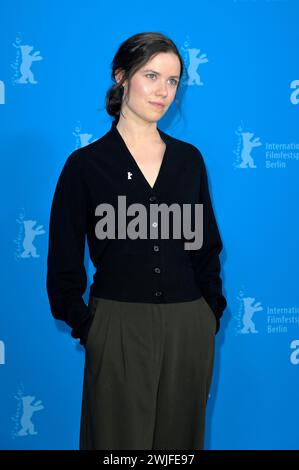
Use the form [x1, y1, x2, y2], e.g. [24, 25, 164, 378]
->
[146, 74, 178, 86]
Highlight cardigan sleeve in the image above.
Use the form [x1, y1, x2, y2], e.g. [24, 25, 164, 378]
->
[191, 150, 227, 333]
[46, 150, 93, 346]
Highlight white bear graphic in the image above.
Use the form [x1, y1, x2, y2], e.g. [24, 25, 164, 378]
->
[20, 219, 45, 258]
[15, 45, 43, 84]
[185, 48, 208, 86]
[240, 296, 263, 334]
[16, 395, 44, 436]
[238, 131, 262, 168]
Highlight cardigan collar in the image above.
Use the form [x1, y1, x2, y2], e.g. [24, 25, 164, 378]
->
[107, 120, 172, 193]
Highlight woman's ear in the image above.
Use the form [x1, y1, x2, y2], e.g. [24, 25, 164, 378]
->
[115, 68, 125, 85]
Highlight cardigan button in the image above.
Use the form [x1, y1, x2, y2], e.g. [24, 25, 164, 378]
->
[153, 245, 159, 252]
[149, 195, 157, 202]
[154, 267, 161, 274]
[155, 291, 162, 297]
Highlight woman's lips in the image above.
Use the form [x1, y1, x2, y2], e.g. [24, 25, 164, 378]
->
[149, 101, 165, 109]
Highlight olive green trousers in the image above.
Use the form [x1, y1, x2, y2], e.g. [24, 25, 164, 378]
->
[79, 295, 216, 450]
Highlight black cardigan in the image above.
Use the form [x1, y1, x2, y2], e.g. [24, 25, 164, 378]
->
[46, 121, 227, 344]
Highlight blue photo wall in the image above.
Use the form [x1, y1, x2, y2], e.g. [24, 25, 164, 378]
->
[0, 0, 298, 450]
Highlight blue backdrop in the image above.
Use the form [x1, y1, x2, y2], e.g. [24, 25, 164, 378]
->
[1, 0, 298, 450]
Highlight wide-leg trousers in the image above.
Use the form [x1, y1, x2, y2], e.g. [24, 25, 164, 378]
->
[79, 295, 216, 450]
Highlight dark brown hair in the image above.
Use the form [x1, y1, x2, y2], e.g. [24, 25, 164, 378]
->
[105, 32, 185, 123]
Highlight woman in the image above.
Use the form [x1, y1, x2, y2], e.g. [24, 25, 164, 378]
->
[46, 31, 227, 450]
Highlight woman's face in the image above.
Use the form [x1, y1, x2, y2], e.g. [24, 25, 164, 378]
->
[119, 52, 181, 123]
